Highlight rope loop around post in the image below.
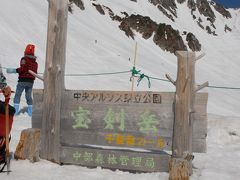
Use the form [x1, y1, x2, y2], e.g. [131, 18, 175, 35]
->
[130, 66, 141, 76]
[130, 67, 152, 88]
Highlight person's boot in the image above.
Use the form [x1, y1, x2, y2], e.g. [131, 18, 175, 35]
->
[27, 105, 32, 117]
[14, 104, 19, 115]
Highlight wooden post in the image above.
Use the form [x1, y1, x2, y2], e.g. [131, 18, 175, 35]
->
[15, 128, 41, 163]
[131, 42, 138, 92]
[169, 51, 196, 180]
[40, 0, 68, 163]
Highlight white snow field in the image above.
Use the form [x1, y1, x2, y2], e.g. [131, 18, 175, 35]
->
[0, 0, 240, 179]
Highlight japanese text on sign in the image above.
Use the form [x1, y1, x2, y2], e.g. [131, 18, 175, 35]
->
[72, 151, 156, 169]
[72, 107, 160, 134]
[105, 134, 165, 149]
[73, 92, 161, 104]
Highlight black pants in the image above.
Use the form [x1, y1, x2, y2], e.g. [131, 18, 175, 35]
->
[0, 101, 16, 115]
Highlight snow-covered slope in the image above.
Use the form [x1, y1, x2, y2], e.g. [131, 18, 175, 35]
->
[1, 0, 240, 116]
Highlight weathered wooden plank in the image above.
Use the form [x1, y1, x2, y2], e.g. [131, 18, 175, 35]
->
[33, 113, 207, 137]
[60, 129, 205, 153]
[193, 115, 207, 139]
[32, 89, 208, 153]
[60, 97, 173, 151]
[60, 110, 206, 152]
[32, 90, 207, 112]
[33, 90, 207, 113]
[60, 146, 170, 172]
[192, 138, 206, 153]
[61, 104, 174, 130]
[195, 93, 208, 105]
[62, 90, 175, 105]
[194, 105, 208, 114]
[32, 89, 44, 128]
[61, 130, 173, 151]
[32, 115, 42, 129]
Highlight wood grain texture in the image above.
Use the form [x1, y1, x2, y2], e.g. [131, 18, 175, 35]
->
[169, 158, 190, 180]
[172, 51, 195, 158]
[40, 0, 68, 163]
[14, 128, 41, 162]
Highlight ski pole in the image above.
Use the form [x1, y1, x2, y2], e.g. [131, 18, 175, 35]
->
[5, 94, 11, 174]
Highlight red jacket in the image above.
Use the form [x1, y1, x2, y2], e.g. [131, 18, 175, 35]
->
[0, 87, 14, 136]
[16, 55, 38, 83]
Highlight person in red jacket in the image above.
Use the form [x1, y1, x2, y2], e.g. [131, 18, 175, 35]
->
[0, 73, 15, 171]
[7, 44, 38, 117]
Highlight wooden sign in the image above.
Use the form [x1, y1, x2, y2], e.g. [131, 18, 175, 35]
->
[61, 90, 175, 151]
[32, 89, 208, 172]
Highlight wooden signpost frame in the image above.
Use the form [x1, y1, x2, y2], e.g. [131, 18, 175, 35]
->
[33, 89, 207, 172]
[37, 0, 208, 176]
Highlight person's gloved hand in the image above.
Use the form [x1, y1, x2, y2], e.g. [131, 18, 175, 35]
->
[6, 68, 17, 73]
[2, 85, 11, 100]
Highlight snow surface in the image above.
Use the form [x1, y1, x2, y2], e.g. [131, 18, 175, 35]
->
[1, 114, 239, 180]
[0, 0, 240, 179]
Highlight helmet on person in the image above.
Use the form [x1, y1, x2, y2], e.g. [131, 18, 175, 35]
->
[24, 44, 35, 56]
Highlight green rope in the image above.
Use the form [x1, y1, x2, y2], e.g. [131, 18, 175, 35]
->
[131, 66, 141, 76]
[64, 70, 131, 77]
[1, 66, 131, 76]
[148, 76, 170, 82]
[38, 71, 131, 76]
[130, 67, 151, 88]
[207, 85, 240, 90]
[149, 76, 240, 90]
[136, 74, 151, 88]
[2, 65, 240, 90]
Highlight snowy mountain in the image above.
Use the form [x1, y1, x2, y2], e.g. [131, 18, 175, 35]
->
[0, 0, 240, 179]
